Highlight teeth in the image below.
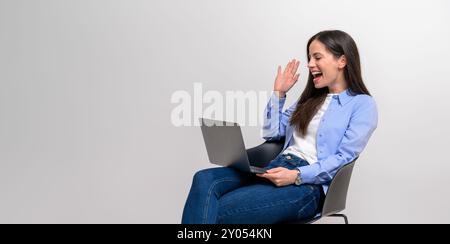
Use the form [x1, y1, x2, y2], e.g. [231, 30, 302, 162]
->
[312, 71, 322, 78]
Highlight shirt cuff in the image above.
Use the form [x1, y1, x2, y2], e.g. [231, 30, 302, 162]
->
[297, 164, 320, 184]
[270, 91, 287, 107]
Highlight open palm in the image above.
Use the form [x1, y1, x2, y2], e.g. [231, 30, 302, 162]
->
[274, 59, 300, 95]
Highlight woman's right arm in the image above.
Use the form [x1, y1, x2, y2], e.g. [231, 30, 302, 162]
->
[262, 59, 300, 141]
[262, 93, 297, 141]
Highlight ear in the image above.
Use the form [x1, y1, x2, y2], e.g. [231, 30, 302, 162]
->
[338, 55, 347, 69]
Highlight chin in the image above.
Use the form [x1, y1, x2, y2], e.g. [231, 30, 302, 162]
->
[314, 83, 327, 89]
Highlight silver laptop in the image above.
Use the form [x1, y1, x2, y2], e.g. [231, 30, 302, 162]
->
[199, 118, 267, 174]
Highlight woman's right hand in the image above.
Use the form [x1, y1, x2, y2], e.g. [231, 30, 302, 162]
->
[273, 59, 300, 97]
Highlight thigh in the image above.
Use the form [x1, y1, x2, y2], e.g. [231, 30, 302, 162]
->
[191, 167, 259, 196]
[217, 182, 322, 224]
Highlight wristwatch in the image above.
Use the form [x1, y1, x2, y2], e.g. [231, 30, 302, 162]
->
[294, 169, 302, 185]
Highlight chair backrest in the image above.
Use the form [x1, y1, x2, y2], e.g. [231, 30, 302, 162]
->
[320, 159, 357, 217]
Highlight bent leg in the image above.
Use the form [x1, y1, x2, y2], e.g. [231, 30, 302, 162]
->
[182, 167, 256, 224]
[217, 182, 323, 224]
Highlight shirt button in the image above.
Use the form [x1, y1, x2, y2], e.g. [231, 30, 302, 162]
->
[319, 134, 322, 137]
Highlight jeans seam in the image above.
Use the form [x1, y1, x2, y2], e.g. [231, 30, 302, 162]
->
[202, 178, 242, 224]
[218, 188, 315, 220]
[295, 187, 318, 219]
[217, 199, 293, 220]
[217, 186, 318, 221]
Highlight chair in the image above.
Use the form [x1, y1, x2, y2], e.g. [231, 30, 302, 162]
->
[246, 139, 357, 224]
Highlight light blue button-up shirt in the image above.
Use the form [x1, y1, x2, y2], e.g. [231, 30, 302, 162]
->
[262, 89, 378, 192]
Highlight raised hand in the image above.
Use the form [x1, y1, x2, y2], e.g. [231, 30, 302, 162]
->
[273, 59, 300, 97]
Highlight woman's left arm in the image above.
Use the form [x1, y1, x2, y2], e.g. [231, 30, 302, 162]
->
[298, 96, 379, 185]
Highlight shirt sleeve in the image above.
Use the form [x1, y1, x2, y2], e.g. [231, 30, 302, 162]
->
[298, 97, 378, 184]
[262, 92, 298, 141]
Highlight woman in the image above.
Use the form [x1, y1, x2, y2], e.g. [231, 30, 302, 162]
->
[182, 30, 378, 224]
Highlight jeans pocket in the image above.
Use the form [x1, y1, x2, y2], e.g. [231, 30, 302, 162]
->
[290, 158, 310, 168]
[286, 160, 303, 169]
[266, 157, 288, 168]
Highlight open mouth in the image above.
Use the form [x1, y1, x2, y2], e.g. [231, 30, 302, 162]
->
[311, 71, 323, 83]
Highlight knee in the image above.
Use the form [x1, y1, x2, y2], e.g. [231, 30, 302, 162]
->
[192, 168, 218, 186]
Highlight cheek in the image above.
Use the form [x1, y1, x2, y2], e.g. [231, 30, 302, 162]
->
[322, 65, 339, 79]
[317, 62, 330, 73]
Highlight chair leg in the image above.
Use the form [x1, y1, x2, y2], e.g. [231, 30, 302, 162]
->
[329, 214, 349, 224]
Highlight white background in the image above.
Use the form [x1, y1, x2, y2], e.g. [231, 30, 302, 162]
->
[1, 0, 449, 223]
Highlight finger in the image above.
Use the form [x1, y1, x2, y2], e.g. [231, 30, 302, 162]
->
[290, 59, 297, 72]
[264, 175, 275, 181]
[288, 59, 296, 74]
[267, 167, 283, 173]
[285, 60, 292, 74]
[272, 167, 285, 172]
[292, 60, 300, 75]
[277, 65, 281, 75]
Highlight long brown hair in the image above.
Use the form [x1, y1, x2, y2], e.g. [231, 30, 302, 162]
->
[290, 30, 371, 135]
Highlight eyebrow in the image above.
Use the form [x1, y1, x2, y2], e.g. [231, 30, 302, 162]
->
[308, 52, 323, 58]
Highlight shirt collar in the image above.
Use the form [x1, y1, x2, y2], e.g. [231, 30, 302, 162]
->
[333, 89, 354, 106]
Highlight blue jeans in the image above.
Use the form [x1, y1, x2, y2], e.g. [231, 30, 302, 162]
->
[181, 153, 325, 224]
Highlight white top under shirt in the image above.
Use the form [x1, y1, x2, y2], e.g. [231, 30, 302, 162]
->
[283, 93, 337, 165]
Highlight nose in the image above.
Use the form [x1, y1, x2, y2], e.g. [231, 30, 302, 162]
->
[307, 59, 315, 69]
